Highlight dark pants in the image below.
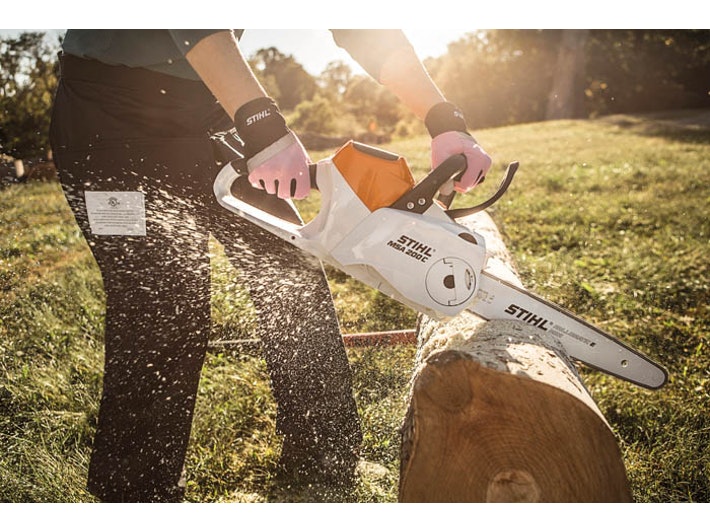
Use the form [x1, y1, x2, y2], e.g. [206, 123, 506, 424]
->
[49, 54, 361, 502]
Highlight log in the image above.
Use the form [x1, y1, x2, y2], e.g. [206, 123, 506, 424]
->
[399, 211, 632, 502]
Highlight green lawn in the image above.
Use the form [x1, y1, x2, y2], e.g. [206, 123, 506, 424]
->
[1, 110, 708, 502]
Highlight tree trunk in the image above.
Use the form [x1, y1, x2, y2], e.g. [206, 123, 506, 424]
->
[546, 30, 590, 120]
[399, 211, 632, 502]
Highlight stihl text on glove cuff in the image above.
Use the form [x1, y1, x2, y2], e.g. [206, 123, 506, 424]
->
[234, 97, 289, 158]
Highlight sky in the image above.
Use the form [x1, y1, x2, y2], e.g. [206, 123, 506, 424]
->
[221, 29, 472, 75]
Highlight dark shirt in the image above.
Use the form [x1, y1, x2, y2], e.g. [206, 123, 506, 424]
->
[61, 30, 239, 80]
[61, 29, 414, 82]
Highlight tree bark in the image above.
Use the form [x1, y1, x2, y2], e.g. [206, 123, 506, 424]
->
[399, 211, 632, 502]
[546, 30, 590, 120]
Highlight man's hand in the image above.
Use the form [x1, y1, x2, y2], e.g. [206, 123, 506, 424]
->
[246, 131, 312, 200]
[432, 130, 491, 194]
[234, 97, 311, 200]
[426, 101, 492, 195]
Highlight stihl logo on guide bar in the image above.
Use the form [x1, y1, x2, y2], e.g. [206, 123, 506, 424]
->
[504, 303, 550, 331]
[387, 235, 434, 263]
[246, 109, 271, 126]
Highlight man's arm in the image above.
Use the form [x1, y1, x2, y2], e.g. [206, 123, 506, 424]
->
[377, 45, 447, 120]
[333, 29, 492, 194]
[331, 29, 446, 118]
[184, 30, 266, 119]
[185, 31, 312, 200]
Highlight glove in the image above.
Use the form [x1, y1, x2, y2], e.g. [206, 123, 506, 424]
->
[244, 131, 311, 200]
[234, 97, 312, 200]
[426, 102, 492, 195]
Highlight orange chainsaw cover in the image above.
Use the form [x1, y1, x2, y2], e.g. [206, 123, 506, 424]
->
[332, 141, 415, 211]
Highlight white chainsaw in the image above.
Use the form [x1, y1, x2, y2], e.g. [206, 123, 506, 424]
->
[213, 140, 668, 390]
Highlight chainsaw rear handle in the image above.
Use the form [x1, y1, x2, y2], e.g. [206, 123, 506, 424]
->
[249, 155, 462, 196]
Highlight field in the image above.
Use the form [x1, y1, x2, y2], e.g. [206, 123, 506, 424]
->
[1, 110, 708, 503]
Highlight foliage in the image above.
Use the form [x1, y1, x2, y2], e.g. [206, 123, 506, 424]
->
[428, 30, 562, 128]
[2, 111, 708, 502]
[290, 94, 338, 135]
[1, 30, 708, 164]
[427, 29, 710, 129]
[318, 60, 354, 98]
[342, 75, 408, 133]
[249, 47, 317, 111]
[582, 30, 710, 116]
[0, 32, 60, 160]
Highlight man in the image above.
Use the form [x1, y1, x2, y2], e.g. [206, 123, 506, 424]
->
[49, 29, 491, 502]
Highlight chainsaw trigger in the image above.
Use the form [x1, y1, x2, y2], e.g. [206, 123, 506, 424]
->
[309, 163, 318, 190]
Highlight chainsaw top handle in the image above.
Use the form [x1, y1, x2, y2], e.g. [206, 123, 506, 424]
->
[388, 154, 519, 220]
[307, 146, 518, 221]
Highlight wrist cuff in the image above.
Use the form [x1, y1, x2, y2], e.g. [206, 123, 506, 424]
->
[425, 101, 468, 138]
[234, 97, 289, 158]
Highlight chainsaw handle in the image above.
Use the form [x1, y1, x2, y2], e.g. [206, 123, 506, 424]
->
[389, 154, 468, 214]
[445, 161, 519, 220]
[224, 147, 516, 218]
[436, 163, 467, 208]
[386, 153, 518, 220]
[222, 155, 319, 195]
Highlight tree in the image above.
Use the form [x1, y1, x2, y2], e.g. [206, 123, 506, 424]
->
[583, 30, 710, 117]
[546, 30, 589, 120]
[433, 30, 562, 128]
[0, 32, 60, 160]
[318, 60, 353, 100]
[343, 75, 407, 133]
[290, 94, 337, 135]
[427, 29, 710, 129]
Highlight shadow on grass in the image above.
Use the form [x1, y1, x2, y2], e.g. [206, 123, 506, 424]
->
[601, 108, 710, 144]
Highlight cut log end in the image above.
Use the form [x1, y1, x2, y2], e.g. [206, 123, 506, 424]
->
[399, 350, 632, 503]
[486, 470, 541, 503]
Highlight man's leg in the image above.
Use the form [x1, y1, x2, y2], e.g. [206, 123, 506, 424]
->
[54, 139, 214, 502]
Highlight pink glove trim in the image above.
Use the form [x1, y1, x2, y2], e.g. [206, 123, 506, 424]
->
[247, 131, 312, 200]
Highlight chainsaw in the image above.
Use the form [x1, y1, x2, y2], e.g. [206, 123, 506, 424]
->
[213, 140, 668, 390]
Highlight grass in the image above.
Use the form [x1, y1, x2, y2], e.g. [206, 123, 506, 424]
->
[1, 110, 709, 503]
